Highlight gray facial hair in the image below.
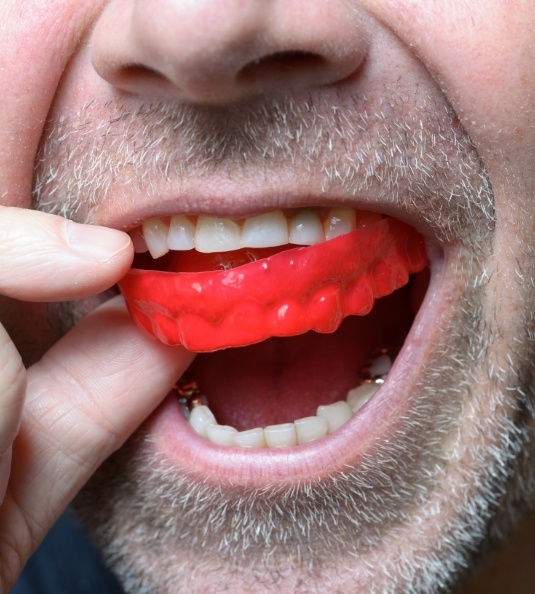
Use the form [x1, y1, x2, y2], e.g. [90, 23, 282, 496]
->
[32, 90, 535, 593]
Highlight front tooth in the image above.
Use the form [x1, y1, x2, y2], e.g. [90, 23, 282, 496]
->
[346, 383, 380, 413]
[234, 427, 267, 448]
[206, 424, 238, 446]
[143, 218, 170, 258]
[289, 209, 325, 245]
[264, 423, 297, 447]
[189, 405, 217, 438]
[168, 215, 195, 250]
[324, 207, 357, 241]
[294, 416, 328, 444]
[195, 216, 242, 253]
[241, 210, 289, 248]
[317, 401, 353, 433]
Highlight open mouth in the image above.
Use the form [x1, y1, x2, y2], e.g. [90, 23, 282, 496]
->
[118, 206, 431, 454]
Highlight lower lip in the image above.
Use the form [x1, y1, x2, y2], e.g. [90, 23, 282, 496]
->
[143, 254, 444, 487]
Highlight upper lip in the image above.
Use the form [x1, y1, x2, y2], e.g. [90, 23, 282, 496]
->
[35, 86, 492, 247]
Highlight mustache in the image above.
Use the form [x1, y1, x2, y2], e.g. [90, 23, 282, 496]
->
[32, 88, 494, 241]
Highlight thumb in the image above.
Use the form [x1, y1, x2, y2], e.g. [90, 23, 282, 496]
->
[0, 206, 132, 301]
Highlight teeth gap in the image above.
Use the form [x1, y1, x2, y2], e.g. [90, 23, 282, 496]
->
[174, 349, 393, 448]
[134, 207, 384, 257]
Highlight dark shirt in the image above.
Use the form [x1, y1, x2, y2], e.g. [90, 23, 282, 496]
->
[12, 512, 124, 594]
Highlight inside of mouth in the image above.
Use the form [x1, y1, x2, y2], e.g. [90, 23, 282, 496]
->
[125, 208, 430, 441]
[188, 273, 427, 431]
[132, 243, 301, 273]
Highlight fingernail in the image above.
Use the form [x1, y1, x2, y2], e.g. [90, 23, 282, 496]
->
[65, 221, 132, 261]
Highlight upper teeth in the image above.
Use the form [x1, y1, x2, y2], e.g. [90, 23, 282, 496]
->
[133, 207, 383, 258]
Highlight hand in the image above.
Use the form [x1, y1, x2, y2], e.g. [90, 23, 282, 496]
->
[0, 206, 194, 591]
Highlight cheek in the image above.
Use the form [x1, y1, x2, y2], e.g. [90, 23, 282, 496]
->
[45, 35, 121, 124]
[361, 0, 535, 302]
[360, 0, 535, 169]
[0, 1, 106, 207]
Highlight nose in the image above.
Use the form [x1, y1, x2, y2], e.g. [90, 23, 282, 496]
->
[91, 0, 369, 104]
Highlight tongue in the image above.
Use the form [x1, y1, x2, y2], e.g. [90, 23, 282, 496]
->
[189, 284, 415, 429]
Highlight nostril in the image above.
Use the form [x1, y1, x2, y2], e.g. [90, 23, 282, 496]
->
[91, 0, 368, 103]
[238, 50, 327, 84]
[115, 63, 166, 88]
[108, 52, 340, 102]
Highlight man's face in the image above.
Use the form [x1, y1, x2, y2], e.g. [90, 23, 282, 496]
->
[4, 1, 535, 592]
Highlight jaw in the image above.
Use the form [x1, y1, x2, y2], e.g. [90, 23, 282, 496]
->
[75, 235, 518, 593]
[190, 284, 416, 432]
[39, 117, 512, 593]
[45, 100, 510, 589]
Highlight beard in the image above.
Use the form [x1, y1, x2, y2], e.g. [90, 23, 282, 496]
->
[33, 82, 535, 593]
[71, 286, 535, 594]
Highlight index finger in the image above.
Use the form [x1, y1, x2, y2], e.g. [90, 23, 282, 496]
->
[3, 297, 194, 570]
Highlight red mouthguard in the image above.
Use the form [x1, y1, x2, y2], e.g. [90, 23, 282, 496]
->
[119, 218, 428, 352]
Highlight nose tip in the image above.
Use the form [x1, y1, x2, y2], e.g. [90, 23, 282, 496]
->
[91, 0, 369, 104]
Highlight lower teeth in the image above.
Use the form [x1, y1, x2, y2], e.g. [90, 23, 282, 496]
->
[174, 349, 395, 449]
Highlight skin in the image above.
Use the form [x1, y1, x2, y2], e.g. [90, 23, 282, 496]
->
[1, 0, 534, 592]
